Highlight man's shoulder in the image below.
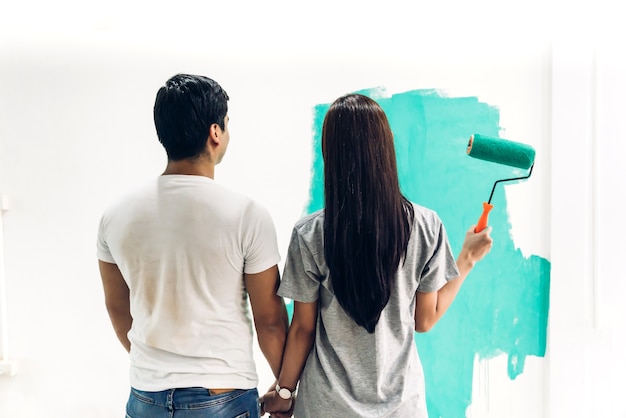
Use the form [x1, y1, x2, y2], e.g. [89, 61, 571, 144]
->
[100, 179, 157, 215]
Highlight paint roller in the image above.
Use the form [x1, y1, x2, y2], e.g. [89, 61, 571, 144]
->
[467, 134, 536, 233]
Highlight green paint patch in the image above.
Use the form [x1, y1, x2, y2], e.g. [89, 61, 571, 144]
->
[304, 88, 550, 418]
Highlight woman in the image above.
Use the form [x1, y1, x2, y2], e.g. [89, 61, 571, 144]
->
[262, 94, 493, 417]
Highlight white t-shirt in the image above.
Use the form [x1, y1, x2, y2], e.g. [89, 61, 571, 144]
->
[97, 175, 280, 391]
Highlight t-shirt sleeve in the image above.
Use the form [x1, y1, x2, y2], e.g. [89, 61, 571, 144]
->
[96, 214, 116, 264]
[417, 220, 459, 293]
[242, 202, 281, 275]
[277, 226, 320, 303]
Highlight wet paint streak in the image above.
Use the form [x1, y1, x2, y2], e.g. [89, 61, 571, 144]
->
[304, 88, 550, 418]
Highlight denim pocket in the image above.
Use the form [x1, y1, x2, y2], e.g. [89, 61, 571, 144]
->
[187, 389, 247, 408]
[129, 388, 156, 405]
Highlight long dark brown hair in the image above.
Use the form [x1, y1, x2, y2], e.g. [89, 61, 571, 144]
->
[322, 94, 414, 333]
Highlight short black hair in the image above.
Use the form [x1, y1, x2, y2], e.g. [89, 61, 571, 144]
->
[153, 74, 229, 160]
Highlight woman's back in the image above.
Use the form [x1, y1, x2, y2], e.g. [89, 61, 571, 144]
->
[278, 203, 459, 417]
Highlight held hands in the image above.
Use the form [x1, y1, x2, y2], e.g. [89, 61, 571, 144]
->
[260, 389, 294, 418]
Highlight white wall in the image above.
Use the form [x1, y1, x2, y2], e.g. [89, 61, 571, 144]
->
[548, 32, 626, 418]
[0, 1, 624, 417]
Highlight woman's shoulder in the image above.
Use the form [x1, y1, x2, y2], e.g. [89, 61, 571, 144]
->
[293, 209, 325, 232]
[288, 210, 325, 253]
[409, 201, 442, 226]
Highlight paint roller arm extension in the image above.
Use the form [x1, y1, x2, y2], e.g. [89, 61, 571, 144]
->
[414, 226, 493, 332]
[99, 260, 132, 352]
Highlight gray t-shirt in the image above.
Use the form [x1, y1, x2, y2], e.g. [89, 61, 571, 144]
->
[277, 203, 459, 418]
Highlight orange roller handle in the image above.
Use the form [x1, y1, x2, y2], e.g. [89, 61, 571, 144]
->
[475, 202, 494, 233]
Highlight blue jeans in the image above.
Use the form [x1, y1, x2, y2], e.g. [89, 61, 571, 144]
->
[126, 387, 260, 418]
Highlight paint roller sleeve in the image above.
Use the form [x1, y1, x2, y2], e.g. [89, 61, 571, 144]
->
[467, 134, 536, 170]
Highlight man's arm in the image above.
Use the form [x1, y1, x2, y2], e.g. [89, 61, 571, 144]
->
[414, 226, 493, 332]
[245, 265, 289, 379]
[99, 260, 132, 352]
[262, 299, 317, 416]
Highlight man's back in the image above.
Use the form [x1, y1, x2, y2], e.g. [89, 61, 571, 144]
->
[98, 74, 287, 417]
[97, 174, 280, 391]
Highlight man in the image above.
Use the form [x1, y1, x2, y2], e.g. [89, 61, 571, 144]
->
[97, 74, 288, 417]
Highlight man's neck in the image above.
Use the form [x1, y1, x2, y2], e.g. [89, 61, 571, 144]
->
[162, 158, 215, 179]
